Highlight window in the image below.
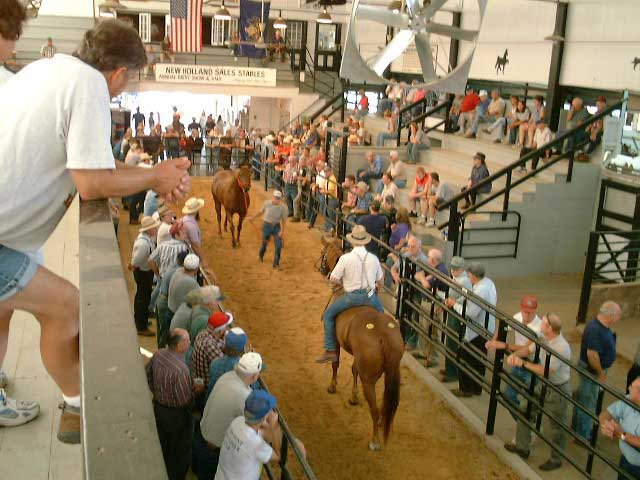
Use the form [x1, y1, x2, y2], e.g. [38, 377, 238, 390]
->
[317, 24, 337, 51]
[211, 18, 239, 46]
[150, 15, 166, 43]
[286, 20, 304, 50]
[139, 13, 151, 43]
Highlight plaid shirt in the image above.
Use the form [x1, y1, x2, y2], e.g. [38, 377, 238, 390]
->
[282, 162, 298, 184]
[191, 326, 225, 385]
[146, 349, 193, 408]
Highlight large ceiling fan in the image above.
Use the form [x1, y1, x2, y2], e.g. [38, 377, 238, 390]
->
[340, 0, 487, 94]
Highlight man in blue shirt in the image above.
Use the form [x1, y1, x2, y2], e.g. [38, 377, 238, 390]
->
[356, 151, 384, 184]
[356, 200, 388, 255]
[206, 327, 248, 401]
[572, 301, 621, 441]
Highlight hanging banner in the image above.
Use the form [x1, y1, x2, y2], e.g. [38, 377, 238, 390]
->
[154, 63, 277, 87]
[239, 0, 271, 58]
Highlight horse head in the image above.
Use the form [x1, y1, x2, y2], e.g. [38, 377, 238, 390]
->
[318, 236, 342, 276]
[236, 165, 252, 193]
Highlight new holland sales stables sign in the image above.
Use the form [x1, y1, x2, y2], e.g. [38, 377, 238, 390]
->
[154, 64, 277, 87]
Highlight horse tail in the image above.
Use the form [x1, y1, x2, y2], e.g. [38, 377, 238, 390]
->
[380, 332, 401, 444]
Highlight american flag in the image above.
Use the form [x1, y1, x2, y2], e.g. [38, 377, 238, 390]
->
[170, 0, 203, 53]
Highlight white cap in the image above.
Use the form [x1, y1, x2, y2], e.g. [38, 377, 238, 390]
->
[237, 352, 263, 375]
[273, 190, 283, 199]
[479, 90, 488, 97]
[230, 327, 246, 336]
[184, 254, 200, 270]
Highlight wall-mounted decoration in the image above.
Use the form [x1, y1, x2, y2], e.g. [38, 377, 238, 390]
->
[633, 57, 640, 71]
[495, 49, 508, 75]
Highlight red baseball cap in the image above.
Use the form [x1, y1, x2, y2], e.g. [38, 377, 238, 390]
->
[208, 311, 234, 332]
[520, 295, 538, 313]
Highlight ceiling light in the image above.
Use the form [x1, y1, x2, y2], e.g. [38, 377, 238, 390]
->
[214, 1, 231, 21]
[274, 10, 287, 29]
[388, 1, 402, 15]
[316, 8, 332, 24]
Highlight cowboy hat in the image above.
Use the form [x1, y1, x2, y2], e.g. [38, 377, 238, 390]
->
[182, 197, 205, 215]
[139, 216, 161, 233]
[157, 204, 173, 217]
[346, 225, 372, 246]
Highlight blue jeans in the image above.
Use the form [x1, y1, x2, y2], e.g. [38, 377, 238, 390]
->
[191, 423, 220, 480]
[149, 275, 160, 311]
[377, 132, 397, 146]
[324, 197, 339, 231]
[503, 365, 533, 413]
[284, 183, 298, 216]
[620, 455, 640, 480]
[571, 360, 602, 441]
[470, 113, 488, 134]
[322, 290, 384, 351]
[357, 168, 383, 184]
[0, 245, 39, 302]
[408, 143, 429, 163]
[259, 222, 282, 266]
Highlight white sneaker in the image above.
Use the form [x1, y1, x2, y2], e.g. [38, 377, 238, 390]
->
[0, 370, 7, 389]
[0, 389, 40, 427]
[416, 216, 426, 225]
[426, 218, 436, 227]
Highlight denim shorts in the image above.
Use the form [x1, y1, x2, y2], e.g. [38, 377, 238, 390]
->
[0, 245, 39, 302]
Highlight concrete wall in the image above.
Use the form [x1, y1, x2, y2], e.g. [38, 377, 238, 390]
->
[249, 96, 289, 131]
[40, 0, 94, 18]
[587, 281, 640, 323]
[465, 163, 602, 278]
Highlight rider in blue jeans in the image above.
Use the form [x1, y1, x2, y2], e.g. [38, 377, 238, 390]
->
[250, 190, 288, 269]
[316, 225, 385, 364]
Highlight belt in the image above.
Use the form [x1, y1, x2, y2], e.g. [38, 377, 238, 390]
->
[346, 289, 369, 294]
[264, 221, 279, 226]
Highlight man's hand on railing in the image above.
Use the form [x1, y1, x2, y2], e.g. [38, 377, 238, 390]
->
[154, 157, 191, 203]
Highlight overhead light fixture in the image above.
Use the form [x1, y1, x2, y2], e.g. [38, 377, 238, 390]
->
[544, 34, 565, 43]
[388, 0, 402, 14]
[214, 1, 231, 21]
[316, 8, 332, 24]
[274, 10, 287, 29]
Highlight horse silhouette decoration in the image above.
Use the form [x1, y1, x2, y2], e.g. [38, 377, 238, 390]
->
[633, 57, 640, 71]
[495, 49, 509, 74]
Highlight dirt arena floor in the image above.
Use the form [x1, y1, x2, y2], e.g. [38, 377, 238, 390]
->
[119, 177, 519, 480]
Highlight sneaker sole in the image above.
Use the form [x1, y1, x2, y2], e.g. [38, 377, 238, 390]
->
[0, 406, 40, 427]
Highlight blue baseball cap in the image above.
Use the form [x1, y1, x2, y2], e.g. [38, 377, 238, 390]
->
[244, 390, 277, 424]
[226, 327, 247, 351]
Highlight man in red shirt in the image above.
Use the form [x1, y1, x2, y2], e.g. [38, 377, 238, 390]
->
[354, 89, 369, 119]
[457, 88, 481, 135]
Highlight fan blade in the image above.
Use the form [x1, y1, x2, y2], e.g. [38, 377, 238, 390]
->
[357, 5, 410, 29]
[426, 22, 479, 42]
[422, 0, 449, 19]
[414, 33, 437, 80]
[368, 29, 414, 76]
[405, 0, 421, 17]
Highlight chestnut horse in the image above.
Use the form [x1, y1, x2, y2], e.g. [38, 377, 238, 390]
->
[211, 165, 252, 247]
[319, 237, 403, 450]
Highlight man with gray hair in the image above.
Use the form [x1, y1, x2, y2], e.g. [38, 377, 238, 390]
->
[446, 262, 497, 397]
[571, 300, 621, 443]
[504, 313, 572, 472]
[356, 150, 384, 184]
[380, 150, 407, 191]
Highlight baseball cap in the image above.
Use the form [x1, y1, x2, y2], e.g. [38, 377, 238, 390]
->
[208, 311, 234, 332]
[244, 390, 277, 424]
[226, 327, 248, 351]
[273, 190, 283, 199]
[237, 352, 263, 375]
[183, 254, 200, 270]
[520, 295, 538, 313]
[479, 90, 488, 97]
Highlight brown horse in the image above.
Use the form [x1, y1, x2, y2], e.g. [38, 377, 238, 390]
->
[320, 237, 404, 451]
[211, 165, 252, 247]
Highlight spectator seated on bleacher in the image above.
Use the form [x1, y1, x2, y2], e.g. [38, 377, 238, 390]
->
[353, 89, 369, 119]
[456, 87, 481, 135]
[376, 173, 398, 202]
[376, 110, 398, 146]
[340, 174, 358, 215]
[562, 97, 591, 153]
[584, 96, 607, 156]
[511, 99, 532, 148]
[407, 121, 430, 164]
[526, 95, 546, 148]
[463, 90, 489, 138]
[378, 79, 399, 116]
[424, 172, 455, 227]
[407, 166, 431, 220]
[356, 150, 384, 185]
[447, 94, 462, 132]
[461, 152, 491, 209]
[346, 181, 374, 226]
[484, 95, 519, 144]
[467, 90, 505, 139]
[518, 120, 554, 173]
[268, 29, 286, 62]
[356, 120, 370, 146]
[377, 151, 407, 193]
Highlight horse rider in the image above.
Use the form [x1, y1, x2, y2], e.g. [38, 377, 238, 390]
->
[316, 225, 385, 364]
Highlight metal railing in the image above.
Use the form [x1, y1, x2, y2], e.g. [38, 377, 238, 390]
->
[396, 97, 452, 147]
[196, 266, 317, 480]
[438, 99, 627, 254]
[577, 229, 640, 324]
[457, 210, 522, 260]
[249, 154, 639, 479]
[79, 200, 168, 479]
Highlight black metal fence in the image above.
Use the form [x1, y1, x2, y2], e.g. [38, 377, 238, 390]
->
[247, 144, 639, 479]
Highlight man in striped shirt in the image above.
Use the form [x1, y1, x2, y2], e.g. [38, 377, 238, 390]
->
[40, 37, 56, 58]
[146, 328, 204, 479]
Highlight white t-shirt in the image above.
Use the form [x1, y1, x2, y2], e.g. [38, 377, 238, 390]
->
[533, 127, 553, 148]
[215, 416, 273, 480]
[201, 371, 251, 447]
[0, 66, 14, 86]
[157, 222, 172, 245]
[379, 182, 398, 200]
[330, 246, 383, 293]
[0, 54, 115, 251]
[511, 312, 542, 347]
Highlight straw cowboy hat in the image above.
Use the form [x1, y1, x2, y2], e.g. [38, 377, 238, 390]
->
[346, 225, 372, 246]
[157, 204, 173, 217]
[182, 197, 205, 215]
[139, 215, 161, 233]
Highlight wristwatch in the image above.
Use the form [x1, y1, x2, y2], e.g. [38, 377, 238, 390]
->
[620, 432, 626, 442]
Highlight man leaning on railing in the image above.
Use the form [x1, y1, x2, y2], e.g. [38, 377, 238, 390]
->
[0, 17, 190, 442]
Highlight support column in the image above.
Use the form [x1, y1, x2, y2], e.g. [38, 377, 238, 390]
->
[546, 2, 568, 132]
[449, 11, 461, 72]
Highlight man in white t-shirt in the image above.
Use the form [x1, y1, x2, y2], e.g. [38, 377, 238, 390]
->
[0, 19, 191, 441]
[216, 390, 293, 480]
[486, 295, 542, 411]
[194, 352, 263, 478]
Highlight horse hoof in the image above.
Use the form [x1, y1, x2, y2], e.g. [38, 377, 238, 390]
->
[368, 442, 381, 451]
[327, 385, 337, 394]
[348, 398, 359, 406]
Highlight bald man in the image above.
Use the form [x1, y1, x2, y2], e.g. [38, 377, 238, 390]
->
[572, 301, 621, 443]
